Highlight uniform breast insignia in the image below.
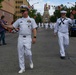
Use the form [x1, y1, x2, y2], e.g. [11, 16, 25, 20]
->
[27, 20, 31, 23]
[27, 20, 31, 28]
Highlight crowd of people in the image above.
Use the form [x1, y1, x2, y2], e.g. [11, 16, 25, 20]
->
[0, 15, 7, 46]
[38, 22, 56, 29]
[37, 14, 75, 30]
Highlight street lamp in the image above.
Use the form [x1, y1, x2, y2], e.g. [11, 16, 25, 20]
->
[28, 2, 39, 10]
[33, 2, 39, 6]
[31, 2, 39, 9]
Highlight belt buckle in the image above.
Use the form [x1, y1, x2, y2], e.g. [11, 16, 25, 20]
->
[23, 36, 26, 38]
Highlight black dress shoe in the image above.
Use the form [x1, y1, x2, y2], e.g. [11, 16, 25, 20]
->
[60, 56, 65, 59]
[0, 44, 2, 46]
[3, 43, 7, 45]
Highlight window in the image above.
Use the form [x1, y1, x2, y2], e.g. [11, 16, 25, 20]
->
[16, 11, 20, 13]
[15, 1, 23, 4]
[15, 1, 17, 3]
[15, 6, 20, 8]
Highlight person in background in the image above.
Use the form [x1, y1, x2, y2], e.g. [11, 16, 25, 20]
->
[38, 22, 41, 28]
[54, 10, 72, 59]
[70, 14, 76, 26]
[0, 15, 7, 46]
[45, 22, 48, 29]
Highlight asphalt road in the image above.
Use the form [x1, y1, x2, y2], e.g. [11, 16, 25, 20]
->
[0, 28, 76, 75]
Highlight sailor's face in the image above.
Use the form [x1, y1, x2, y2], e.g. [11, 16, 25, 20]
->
[61, 13, 66, 18]
[22, 10, 28, 16]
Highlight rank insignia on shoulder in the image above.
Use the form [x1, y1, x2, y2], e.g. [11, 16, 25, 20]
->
[27, 20, 31, 23]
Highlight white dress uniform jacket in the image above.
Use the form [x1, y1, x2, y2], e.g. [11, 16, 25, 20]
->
[54, 18, 72, 33]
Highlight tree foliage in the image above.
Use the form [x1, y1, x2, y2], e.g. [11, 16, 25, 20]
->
[35, 13, 42, 23]
[50, 15, 57, 22]
[29, 9, 42, 23]
[0, 0, 4, 8]
[28, 9, 37, 18]
[54, 4, 76, 19]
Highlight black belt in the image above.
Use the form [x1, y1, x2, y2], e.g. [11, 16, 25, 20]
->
[23, 36, 26, 38]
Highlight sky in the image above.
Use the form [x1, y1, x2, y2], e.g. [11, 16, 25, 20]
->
[28, 0, 76, 15]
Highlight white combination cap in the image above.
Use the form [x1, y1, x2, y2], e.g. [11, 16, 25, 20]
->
[20, 4, 29, 10]
[60, 10, 67, 14]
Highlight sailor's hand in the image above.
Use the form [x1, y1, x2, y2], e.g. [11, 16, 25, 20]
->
[4, 25, 7, 29]
[32, 37, 36, 44]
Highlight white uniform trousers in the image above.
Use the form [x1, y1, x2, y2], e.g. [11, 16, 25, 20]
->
[42, 24, 44, 28]
[38, 24, 41, 28]
[58, 32, 69, 56]
[18, 35, 32, 70]
[45, 25, 48, 29]
[50, 24, 53, 29]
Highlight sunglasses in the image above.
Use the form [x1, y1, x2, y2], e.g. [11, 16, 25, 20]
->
[20, 10, 28, 13]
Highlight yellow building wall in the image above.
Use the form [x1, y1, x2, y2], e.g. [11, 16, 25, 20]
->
[1, 0, 15, 14]
[0, 0, 15, 24]
[15, 0, 29, 19]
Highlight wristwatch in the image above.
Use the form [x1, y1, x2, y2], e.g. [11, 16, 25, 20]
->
[34, 36, 36, 38]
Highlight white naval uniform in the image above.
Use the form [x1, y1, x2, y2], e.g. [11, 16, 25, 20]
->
[53, 23, 56, 29]
[50, 23, 53, 29]
[54, 17, 72, 57]
[41, 23, 44, 28]
[45, 23, 48, 29]
[13, 16, 37, 70]
[38, 23, 41, 28]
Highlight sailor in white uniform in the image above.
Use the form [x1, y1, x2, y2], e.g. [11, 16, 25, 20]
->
[41, 23, 44, 28]
[38, 22, 41, 28]
[50, 22, 53, 29]
[45, 22, 48, 29]
[54, 10, 72, 59]
[5, 5, 37, 73]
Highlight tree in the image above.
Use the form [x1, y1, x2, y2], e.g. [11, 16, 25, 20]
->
[28, 9, 37, 18]
[50, 15, 57, 22]
[54, 4, 68, 18]
[54, 10, 61, 18]
[54, 4, 76, 19]
[28, 9, 43, 23]
[0, 0, 4, 8]
[35, 13, 42, 23]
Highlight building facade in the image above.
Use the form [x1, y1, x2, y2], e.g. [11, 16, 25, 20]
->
[0, 0, 15, 24]
[0, 0, 29, 24]
[43, 3, 50, 23]
[15, 0, 29, 19]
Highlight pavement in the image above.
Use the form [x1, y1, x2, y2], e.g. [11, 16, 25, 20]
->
[0, 28, 76, 75]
